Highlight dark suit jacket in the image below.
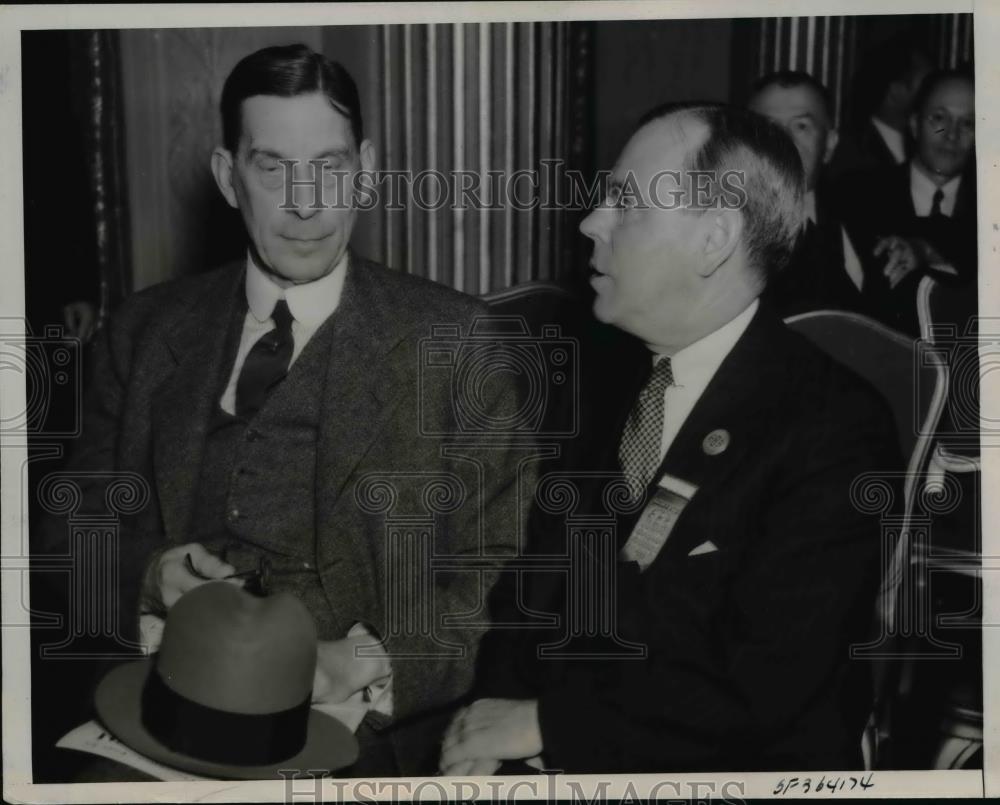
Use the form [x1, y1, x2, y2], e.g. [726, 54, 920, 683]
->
[478, 303, 901, 772]
[828, 118, 904, 184]
[41, 254, 530, 775]
[765, 186, 867, 318]
[838, 162, 978, 335]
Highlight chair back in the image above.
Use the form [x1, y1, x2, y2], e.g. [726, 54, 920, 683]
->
[480, 281, 578, 327]
[785, 309, 949, 770]
[479, 281, 589, 439]
[784, 310, 947, 495]
[917, 276, 981, 449]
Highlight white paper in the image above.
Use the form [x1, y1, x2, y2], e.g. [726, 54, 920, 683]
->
[56, 721, 216, 782]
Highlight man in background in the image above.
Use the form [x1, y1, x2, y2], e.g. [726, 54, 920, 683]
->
[844, 68, 976, 335]
[749, 71, 867, 316]
[829, 36, 933, 181]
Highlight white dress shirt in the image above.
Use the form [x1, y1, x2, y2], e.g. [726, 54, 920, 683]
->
[654, 299, 759, 463]
[871, 116, 906, 165]
[219, 252, 348, 414]
[910, 162, 962, 218]
[803, 191, 865, 292]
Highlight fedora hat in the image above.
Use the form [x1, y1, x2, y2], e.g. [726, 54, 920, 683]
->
[95, 581, 358, 779]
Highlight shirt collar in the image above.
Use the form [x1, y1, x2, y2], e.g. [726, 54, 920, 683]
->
[909, 162, 962, 217]
[245, 251, 349, 327]
[654, 298, 760, 390]
[871, 116, 906, 164]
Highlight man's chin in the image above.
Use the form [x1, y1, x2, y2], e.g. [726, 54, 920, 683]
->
[591, 295, 618, 325]
[268, 258, 338, 285]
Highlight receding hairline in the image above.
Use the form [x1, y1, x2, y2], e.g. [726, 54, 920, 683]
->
[627, 109, 712, 172]
[749, 80, 832, 126]
[922, 75, 975, 106]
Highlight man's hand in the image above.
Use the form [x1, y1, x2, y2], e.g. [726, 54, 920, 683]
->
[141, 542, 240, 613]
[439, 699, 542, 775]
[874, 236, 921, 290]
[313, 633, 392, 706]
[62, 300, 97, 342]
[441, 758, 502, 777]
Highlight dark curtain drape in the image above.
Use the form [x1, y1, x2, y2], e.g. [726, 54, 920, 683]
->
[78, 30, 133, 322]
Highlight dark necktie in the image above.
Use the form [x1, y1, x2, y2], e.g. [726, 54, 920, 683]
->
[930, 188, 945, 218]
[235, 299, 294, 420]
[618, 357, 674, 502]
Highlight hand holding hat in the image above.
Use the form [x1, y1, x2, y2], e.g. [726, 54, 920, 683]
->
[140, 542, 244, 617]
[96, 581, 358, 779]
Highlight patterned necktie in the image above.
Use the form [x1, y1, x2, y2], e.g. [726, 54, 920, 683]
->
[235, 299, 294, 420]
[618, 357, 674, 502]
[930, 188, 945, 218]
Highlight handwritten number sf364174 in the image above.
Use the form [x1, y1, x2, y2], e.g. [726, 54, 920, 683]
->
[773, 774, 875, 795]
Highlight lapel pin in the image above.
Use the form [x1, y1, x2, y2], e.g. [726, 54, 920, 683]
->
[702, 429, 730, 456]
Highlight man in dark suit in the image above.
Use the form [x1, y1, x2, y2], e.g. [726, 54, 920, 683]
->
[439, 103, 900, 774]
[749, 71, 868, 317]
[842, 69, 976, 335]
[828, 36, 932, 182]
[39, 44, 527, 777]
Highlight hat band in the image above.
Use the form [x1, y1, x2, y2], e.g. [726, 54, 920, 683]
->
[141, 668, 311, 766]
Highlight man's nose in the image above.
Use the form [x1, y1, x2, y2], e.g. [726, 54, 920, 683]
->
[286, 161, 324, 218]
[288, 199, 321, 220]
[579, 208, 607, 242]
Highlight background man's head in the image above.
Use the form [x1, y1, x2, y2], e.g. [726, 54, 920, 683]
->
[859, 36, 933, 130]
[909, 69, 975, 183]
[580, 102, 803, 353]
[211, 44, 374, 286]
[749, 71, 836, 192]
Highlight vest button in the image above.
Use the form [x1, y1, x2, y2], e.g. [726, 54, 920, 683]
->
[246, 429, 260, 441]
[228, 508, 240, 522]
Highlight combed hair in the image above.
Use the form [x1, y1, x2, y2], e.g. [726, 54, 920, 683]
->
[637, 102, 805, 283]
[750, 70, 834, 124]
[911, 67, 975, 117]
[221, 44, 363, 153]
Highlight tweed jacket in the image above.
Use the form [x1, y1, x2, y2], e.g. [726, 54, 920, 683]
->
[46, 254, 532, 774]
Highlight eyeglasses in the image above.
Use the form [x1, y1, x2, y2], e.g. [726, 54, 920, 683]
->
[923, 110, 975, 138]
[185, 552, 305, 597]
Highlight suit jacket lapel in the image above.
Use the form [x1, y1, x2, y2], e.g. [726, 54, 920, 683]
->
[314, 255, 412, 608]
[650, 305, 788, 553]
[152, 264, 245, 541]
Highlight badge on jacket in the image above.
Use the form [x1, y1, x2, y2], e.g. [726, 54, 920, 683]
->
[620, 474, 698, 571]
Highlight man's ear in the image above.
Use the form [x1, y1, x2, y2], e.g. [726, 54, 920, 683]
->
[823, 128, 840, 164]
[698, 208, 742, 277]
[908, 112, 919, 142]
[359, 139, 376, 173]
[211, 147, 239, 209]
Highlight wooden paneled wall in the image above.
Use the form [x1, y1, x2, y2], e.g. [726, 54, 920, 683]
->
[119, 24, 579, 294]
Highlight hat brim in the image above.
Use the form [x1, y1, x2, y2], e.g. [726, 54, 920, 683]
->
[94, 660, 359, 780]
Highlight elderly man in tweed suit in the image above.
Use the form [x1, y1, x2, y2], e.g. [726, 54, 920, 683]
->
[43, 44, 529, 776]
